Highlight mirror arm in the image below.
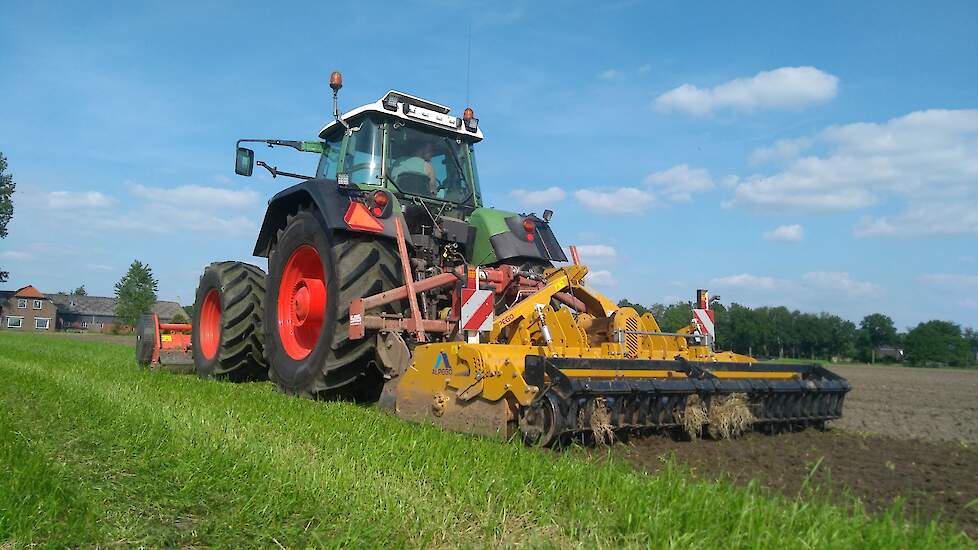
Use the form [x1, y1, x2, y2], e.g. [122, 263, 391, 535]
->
[256, 161, 313, 180]
[237, 138, 311, 151]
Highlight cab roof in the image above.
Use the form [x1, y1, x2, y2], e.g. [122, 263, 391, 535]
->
[319, 90, 484, 142]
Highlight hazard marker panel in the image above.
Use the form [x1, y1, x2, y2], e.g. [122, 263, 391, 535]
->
[692, 308, 715, 338]
[461, 288, 494, 331]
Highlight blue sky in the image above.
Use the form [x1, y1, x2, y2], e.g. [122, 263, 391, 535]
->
[1, 1, 976, 330]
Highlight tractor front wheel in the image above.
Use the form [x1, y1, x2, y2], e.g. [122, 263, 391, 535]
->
[191, 261, 268, 381]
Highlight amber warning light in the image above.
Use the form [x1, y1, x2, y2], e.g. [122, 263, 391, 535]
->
[462, 107, 479, 132]
[329, 71, 343, 92]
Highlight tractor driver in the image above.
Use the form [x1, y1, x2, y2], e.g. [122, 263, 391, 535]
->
[390, 141, 438, 197]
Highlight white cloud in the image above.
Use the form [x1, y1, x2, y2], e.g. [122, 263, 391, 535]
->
[918, 273, 978, 288]
[568, 244, 617, 264]
[109, 207, 259, 237]
[574, 187, 655, 214]
[728, 109, 978, 235]
[0, 250, 33, 260]
[726, 185, 876, 211]
[710, 273, 789, 291]
[763, 224, 804, 242]
[854, 203, 978, 238]
[711, 271, 878, 297]
[28, 182, 263, 238]
[129, 183, 260, 209]
[45, 191, 115, 210]
[598, 69, 623, 80]
[644, 164, 714, 202]
[749, 137, 814, 165]
[587, 270, 618, 287]
[575, 244, 617, 258]
[720, 175, 740, 188]
[802, 271, 879, 296]
[654, 66, 838, 116]
[510, 186, 567, 207]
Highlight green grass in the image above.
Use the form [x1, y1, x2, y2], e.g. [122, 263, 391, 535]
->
[0, 332, 972, 548]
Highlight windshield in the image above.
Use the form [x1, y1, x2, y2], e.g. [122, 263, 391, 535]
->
[387, 123, 480, 207]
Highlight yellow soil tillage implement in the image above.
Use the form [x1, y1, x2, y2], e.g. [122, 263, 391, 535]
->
[362, 254, 849, 446]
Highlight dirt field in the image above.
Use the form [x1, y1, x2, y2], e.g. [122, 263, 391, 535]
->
[830, 364, 978, 445]
[607, 364, 978, 537]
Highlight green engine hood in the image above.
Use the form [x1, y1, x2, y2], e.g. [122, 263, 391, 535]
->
[467, 207, 566, 266]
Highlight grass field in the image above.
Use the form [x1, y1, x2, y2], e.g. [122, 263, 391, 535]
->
[1, 332, 973, 548]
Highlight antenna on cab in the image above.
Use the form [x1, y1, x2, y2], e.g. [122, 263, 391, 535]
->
[330, 70, 350, 132]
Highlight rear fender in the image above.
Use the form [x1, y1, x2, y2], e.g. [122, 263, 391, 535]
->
[253, 179, 409, 257]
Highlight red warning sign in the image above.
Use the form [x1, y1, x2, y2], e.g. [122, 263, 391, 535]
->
[460, 288, 493, 331]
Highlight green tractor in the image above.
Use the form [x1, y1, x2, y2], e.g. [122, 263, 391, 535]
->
[179, 72, 847, 444]
[190, 72, 567, 400]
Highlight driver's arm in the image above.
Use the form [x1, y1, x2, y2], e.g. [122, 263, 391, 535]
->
[424, 161, 437, 193]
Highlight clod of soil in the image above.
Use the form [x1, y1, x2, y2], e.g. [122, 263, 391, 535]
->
[707, 393, 754, 440]
[680, 395, 708, 439]
[585, 397, 616, 444]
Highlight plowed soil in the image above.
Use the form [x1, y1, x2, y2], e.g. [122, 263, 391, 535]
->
[830, 364, 978, 445]
[607, 364, 978, 537]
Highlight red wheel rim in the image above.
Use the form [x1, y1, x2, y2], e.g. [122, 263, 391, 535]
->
[278, 244, 327, 360]
[200, 289, 221, 360]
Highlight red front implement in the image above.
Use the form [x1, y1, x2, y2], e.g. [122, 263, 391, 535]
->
[135, 313, 194, 371]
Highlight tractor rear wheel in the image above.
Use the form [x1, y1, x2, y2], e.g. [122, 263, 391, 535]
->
[264, 206, 402, 401]
[191, 261, 268, 381]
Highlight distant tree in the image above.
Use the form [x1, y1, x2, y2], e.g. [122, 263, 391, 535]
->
[827, 314, 857, 359]
[965, 328, 978, 367]
[182, 304, 193, 318]
[857, 313, 898, 363]
[904, 320, 971, 367]
[656, 302, 694, 333]
[725, 303, 759, 356]
[771, 307, 798, 359]
[617, 298, 648, 316]
[712, 302, 730, 350]
[73, 285, 88, 296]
[170, 310, 189, 324]
[114, 261, 158, 327]
[0, 153, 15, 283]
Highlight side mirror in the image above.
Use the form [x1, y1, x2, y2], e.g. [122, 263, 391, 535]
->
[235, 147, 255, 176]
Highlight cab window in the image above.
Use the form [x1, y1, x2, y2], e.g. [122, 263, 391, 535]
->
[316, 137, 341, 180]
[341, 119, 383, 185]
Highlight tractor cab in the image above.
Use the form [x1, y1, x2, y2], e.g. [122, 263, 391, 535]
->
[316, 91, 485, 210]
[241, 76, 567, 268]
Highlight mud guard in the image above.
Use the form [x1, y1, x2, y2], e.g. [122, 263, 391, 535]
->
[253, 178, 409, 257]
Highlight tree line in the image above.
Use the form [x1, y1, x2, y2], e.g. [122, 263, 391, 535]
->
[618, 298, 978, 368]
[0, 153, 15, 282]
